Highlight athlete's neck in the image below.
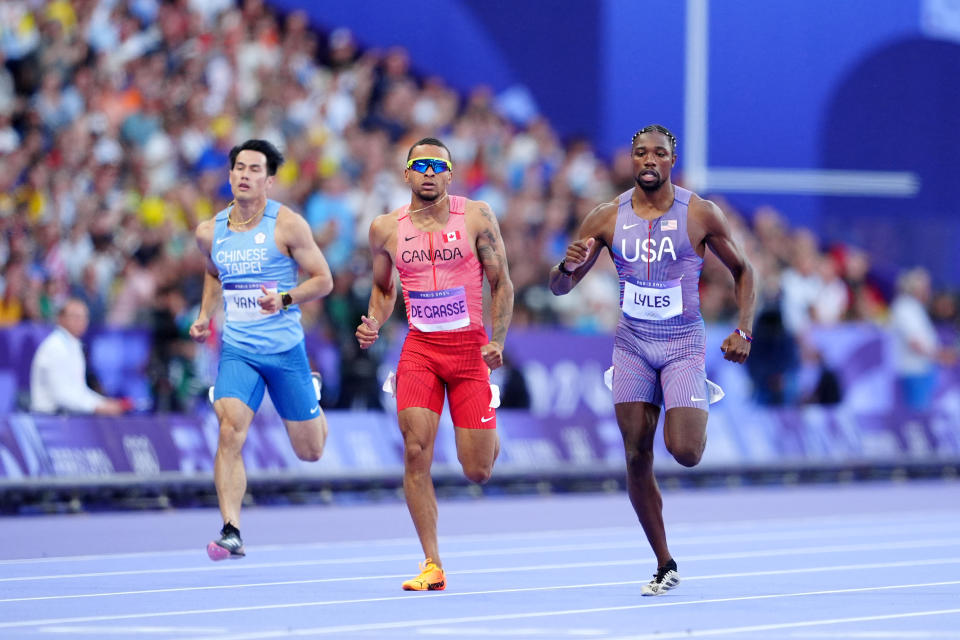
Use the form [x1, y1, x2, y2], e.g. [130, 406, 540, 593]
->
[408, 192, 450, 220]
[631, 182, 674, 217]
[233, 196, 267, 222]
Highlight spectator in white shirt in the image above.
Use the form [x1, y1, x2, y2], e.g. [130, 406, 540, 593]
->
[29, 298, 129, 415]
[889, 267, 955, 410]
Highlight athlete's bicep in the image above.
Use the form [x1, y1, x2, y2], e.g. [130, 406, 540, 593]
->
[474, 204, 510, 286]
[700, 201, 748, 276]
[368, 218, 397, 295]
[572, 202, 616, 271]
[204, 255, 220, 278]
[371, 249, 396, 294]
[286, 216, 332, 279]
[296, 242, 333, 280]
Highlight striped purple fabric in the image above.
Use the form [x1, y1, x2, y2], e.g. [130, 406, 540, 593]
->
[610, 187, 708, 409]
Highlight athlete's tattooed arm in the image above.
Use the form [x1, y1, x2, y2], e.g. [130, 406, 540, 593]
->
[473, 202, 513, 369]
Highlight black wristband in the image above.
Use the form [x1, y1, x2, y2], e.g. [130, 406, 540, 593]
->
[281, 292, 293, 309]
[558, 260, 574, 276]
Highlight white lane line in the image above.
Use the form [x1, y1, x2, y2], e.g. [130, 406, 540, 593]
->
[3, 536, 959, 584]
[175, 585, 960, 639]
[417, 626, 609, 637]
[418, 627, 960, 639]
[789, 632, 960, 638]
[2, 579, 959, 633]
[0, 527, 640, 566]
[4, 509, 958, 566]
[3, 556, 960, 604]
[37, 625, 226, 635]
[608, 609, 960, 639]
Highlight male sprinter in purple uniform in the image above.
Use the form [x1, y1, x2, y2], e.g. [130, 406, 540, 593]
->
[549, 124, 756, 595]
[191, 139, 334, 560]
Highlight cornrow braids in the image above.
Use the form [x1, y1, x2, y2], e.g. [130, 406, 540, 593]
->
[631, 124, 678, 154]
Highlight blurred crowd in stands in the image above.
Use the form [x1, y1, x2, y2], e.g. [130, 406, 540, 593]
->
[1, 0, 957, 412]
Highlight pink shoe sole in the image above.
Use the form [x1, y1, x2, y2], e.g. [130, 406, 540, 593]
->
[207, 542, 241, 561]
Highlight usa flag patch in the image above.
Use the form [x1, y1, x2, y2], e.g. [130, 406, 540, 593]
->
[443, 230, 461, 243]
[661, 219, 677, 231]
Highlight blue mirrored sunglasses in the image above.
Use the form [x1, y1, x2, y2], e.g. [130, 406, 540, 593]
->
[406, 157, 452, 174]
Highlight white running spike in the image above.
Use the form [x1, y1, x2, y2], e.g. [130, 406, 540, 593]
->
[641, 569, 680, 596]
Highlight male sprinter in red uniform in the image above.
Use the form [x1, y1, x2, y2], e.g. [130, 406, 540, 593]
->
[356, 137, 514, 591]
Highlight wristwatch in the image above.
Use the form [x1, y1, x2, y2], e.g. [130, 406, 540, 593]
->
[280, 292, 293, 310]
[558, 260, 574, 276]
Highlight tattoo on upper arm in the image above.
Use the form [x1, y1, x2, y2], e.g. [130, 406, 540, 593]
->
[476, 206, 505, 271]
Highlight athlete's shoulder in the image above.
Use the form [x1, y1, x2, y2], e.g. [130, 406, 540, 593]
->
[464, 198, 497, 220]
[585, 198, 620, 224]
[463, 197, 490, 210]
[274, 204, 313, 244]
[195, 217, 215, 249]
[274, 201, 302, 220]
[369, 208, 400, 246]
[276, 203, 308, 224]
[686, 191, 723, 219]
[373, 207, 402, 229]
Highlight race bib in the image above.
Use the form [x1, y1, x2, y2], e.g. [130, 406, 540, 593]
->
[224, 281, 277, 323]
[621, 276, 682, 320]
[408, 287, 470, 332]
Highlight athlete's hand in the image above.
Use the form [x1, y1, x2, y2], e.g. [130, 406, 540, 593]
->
[356, 315, 380, 349]
[720, 330, 751, 364]
[189, 316, 211, 343]
[258, 285, 282, 314]
[563, 237, 596, 271]
[481, 340, 504, 370]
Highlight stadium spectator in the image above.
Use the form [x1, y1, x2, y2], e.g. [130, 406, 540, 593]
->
[889, 267, 955, 410]
[29, 298, 130, 415]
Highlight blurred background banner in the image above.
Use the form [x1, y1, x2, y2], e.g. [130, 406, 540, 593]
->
[3, 327, 959, 482]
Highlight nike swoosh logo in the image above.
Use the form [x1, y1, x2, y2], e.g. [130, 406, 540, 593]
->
[404, 235, 418, 241]
[691, 396, 706, 402]
[622, 223, 640, 230]
[310, 405, 319, 414]
[480, 415, 494, 423]
[216, 237, 229, 244]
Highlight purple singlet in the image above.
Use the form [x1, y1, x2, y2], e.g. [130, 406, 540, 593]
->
[609, 186, 709, 410]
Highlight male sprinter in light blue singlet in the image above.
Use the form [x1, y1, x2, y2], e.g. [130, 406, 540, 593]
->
[549, 125, 756, 595]
[190, 139, 334, 561]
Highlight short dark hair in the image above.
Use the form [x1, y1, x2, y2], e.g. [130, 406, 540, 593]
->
[407, 137, 451, 162]
[631, 124, 678, 154]
[229, 139, 285, 176]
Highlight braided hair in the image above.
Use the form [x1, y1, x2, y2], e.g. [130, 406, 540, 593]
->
[631, 124, 677, 154]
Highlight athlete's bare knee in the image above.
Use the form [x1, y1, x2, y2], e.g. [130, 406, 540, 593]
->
[404, 440, 432, 472]
[668, 441, 704, 467]
[294, 443, 323, 462]
[461, 461, 493, 484]
[218, 420, 246, 452]
[624, 446, 655, 476]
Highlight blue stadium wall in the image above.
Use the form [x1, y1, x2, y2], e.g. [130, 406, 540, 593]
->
[268, 0, 960, 284]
